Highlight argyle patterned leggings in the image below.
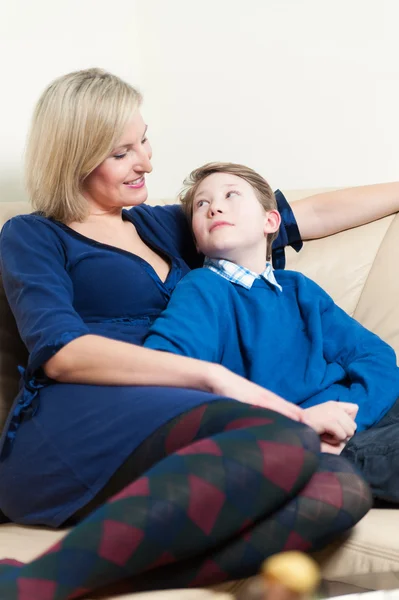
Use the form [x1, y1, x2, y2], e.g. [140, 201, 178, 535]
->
[0, 400, 371, 600]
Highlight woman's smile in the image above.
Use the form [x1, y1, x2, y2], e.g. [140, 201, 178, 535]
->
[123, 176, 146, 189]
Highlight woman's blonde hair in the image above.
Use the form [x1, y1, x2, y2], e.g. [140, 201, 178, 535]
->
[26, 68, 142, 223]
[180, 162, 279, 260]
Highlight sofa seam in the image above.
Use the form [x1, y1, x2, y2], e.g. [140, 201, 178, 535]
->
[342, 540, 399, 563]
[352, 214, 396, 318]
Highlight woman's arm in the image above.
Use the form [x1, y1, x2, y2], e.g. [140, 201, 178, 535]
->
[45, 335, 304, 423]
[45, 334, 213, 387]
[291, 182, 399, 240]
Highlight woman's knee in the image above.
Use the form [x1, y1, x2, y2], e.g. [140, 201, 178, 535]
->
[318, 454, 372, 519]
[288, 421, 320, 454]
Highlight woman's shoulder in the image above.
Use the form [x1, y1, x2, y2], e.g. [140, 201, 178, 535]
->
[0, 213, 68, 258]
[127, 202, 183, 221]
[2, 212, 62, 235]
[126, 203, 199, 266]
[126, 203, 188, 238]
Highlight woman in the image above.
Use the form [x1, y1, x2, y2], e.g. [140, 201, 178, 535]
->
[0, 67, 395, 599]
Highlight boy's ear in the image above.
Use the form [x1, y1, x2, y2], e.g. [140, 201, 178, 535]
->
[264, 209, 281, 235]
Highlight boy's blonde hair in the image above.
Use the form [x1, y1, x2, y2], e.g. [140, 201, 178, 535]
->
[26, 68, 142, 223]
[179, 162, 279, 261]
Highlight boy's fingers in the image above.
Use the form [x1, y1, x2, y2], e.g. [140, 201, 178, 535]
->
[322, 412, 356, 441]
[339, 402, 359, 417]
[337, 412, 357, 437]
[324, 421, 348, 441]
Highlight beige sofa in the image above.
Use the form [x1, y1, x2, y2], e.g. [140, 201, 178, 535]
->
[0, 191, 399, 600]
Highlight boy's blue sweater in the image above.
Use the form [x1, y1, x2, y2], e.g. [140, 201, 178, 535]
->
[144, 268, 399, 431]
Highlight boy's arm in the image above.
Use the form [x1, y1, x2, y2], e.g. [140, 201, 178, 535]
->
[144, 270, 225, 362]
[309, 278, 399, 431]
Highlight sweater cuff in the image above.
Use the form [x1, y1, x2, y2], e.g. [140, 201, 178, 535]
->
[272, 189, 303, 269]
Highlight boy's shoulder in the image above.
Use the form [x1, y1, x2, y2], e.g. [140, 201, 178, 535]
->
[184, 268, 316, 291]
[172, 268, 232, 312]
[275, 269, 328, 296]
[276, 270, 334, 313]
[274, 269, 307, 286]
[180, 267, 327, 301]
[180, 266, 232, 289]
[177, 268, 236, 304]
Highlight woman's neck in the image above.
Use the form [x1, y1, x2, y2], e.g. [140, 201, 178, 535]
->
[68, 206, 124, 229]
[85, 205, 124, 221]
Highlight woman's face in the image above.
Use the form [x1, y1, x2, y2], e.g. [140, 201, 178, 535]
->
[83, 110, 152, 213]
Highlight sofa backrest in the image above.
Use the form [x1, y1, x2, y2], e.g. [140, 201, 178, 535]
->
[0, 195, 398, 433]
[284, 209, 399, 355]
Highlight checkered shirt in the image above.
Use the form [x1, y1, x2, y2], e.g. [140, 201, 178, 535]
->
[203, 257, 283, 292]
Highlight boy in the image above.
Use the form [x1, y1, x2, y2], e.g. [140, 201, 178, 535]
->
[144, 162, 399, 501]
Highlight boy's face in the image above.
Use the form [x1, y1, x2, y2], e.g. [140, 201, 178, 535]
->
[191, 172, 280, 267]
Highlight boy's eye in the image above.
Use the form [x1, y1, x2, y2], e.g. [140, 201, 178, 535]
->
[141, 137, 148, 144]
[196, 199, 209, 208]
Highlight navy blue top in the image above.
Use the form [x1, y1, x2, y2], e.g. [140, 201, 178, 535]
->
[0, 192, 301, 526]
[145, 268, 399, 432]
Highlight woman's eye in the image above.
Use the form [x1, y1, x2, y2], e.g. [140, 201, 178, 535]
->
[226, 190, 239, 198]
[141, 137, 148, 145]
[113, 153, 127, 160]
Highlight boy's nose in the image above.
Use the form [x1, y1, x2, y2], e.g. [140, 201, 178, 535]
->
[208, 206, 223, 217]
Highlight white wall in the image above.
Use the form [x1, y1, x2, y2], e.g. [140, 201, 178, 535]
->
[0, 0, 142, 202]
[137, 0, 399, 199]
[1, 0, 399, 203]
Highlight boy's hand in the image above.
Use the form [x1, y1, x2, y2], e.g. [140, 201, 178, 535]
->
[303, 401, 358, 444]
[320, 440, 347, 454]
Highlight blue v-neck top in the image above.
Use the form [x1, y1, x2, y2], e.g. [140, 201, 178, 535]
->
[0, 193, 302, 526]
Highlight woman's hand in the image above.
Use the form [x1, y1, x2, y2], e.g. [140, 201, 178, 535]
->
[292, 183, 399, 241]
[209, 365, 305, 422]
[303, 401, 358, 445]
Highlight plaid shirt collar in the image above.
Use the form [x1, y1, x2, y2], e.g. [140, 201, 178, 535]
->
[203, 257, 283, 292]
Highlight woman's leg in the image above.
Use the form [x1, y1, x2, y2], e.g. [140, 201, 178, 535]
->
[112, 454, 370, 594]
[71, 400, 320, 521]
[0, 401, 371, 600]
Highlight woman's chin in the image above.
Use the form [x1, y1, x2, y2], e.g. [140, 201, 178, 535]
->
[123, 186, 148, 207]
